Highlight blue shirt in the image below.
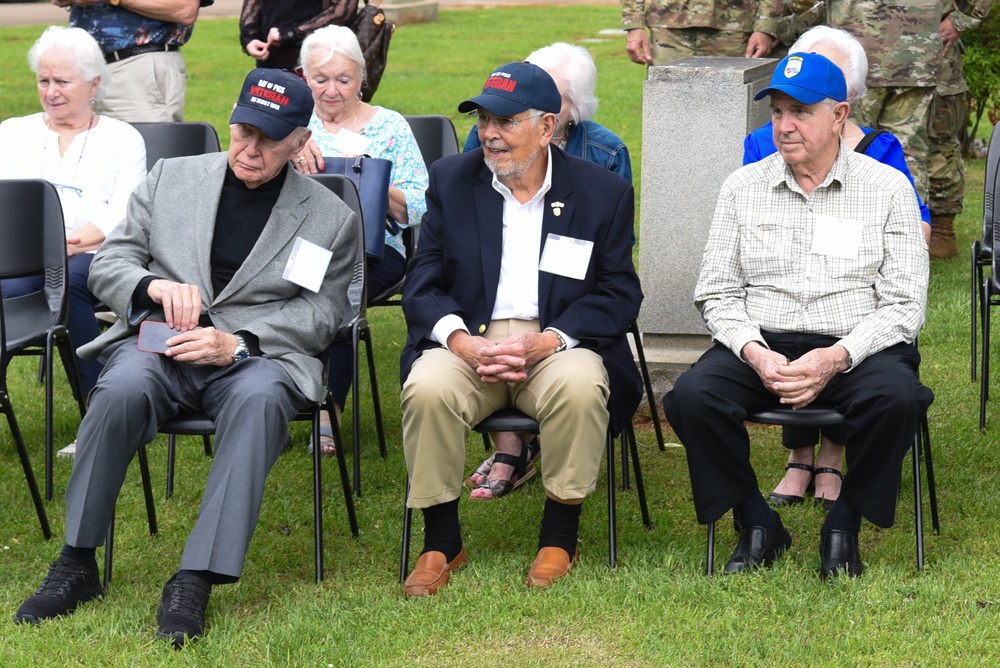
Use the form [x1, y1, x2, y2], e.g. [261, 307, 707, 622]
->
[71, 1, 214, 53]
[743, 122, 931, 225]
[463, 119, 633, 184]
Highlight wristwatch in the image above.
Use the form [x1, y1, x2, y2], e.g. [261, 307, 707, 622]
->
[232, 334, 250, 363]
[549, 329, 567, 353]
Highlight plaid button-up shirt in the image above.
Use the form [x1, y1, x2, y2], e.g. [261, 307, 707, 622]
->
[695, 142, 928, 368]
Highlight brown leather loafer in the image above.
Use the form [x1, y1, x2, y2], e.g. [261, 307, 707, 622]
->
[526, 546, 578, 588]
[403, 548, 467, 597]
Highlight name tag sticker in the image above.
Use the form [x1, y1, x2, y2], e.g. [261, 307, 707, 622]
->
[811, 213, 864, 260]
[283, 237, 332, 293]
[539, 233, 593, 280]
[328, 129, 371, 156]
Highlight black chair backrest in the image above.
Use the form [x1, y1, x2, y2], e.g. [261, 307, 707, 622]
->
[307, 173, 366, 319]
[404, 115, 460, 168]
[0, 179, 67, 353]
[985, 123, 1000, 246]
[130, 121, 221, 172]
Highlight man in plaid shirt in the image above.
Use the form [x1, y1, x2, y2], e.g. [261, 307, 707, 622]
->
[664, 53, 928, 579]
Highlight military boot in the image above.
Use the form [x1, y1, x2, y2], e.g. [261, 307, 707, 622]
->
[929, 213, 959, 259]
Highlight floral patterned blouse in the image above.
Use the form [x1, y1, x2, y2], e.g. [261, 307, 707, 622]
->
[308, 106, 428, 258]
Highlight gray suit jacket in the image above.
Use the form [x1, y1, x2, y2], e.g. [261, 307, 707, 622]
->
[82, 152, 359, 403]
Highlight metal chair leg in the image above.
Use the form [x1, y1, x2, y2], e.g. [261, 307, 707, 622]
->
[606, 428, 617, 569]
[706, 521, 715, 576]
[912, 432, 925, 571]
[982, 281, 992, 430]
[627, 423, 652, 530]
[630, 320, 666, 451]
[400, 479, 413, 584]
[4, 402, 51, 539]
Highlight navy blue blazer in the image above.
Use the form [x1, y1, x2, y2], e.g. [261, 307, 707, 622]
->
[400, 147, 644, 433]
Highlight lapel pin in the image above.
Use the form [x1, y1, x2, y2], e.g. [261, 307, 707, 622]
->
[551, 201, 564, 217]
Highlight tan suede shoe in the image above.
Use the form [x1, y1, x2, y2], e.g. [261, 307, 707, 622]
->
[403, 548, 467, 597]
[526, 546, 578, 588]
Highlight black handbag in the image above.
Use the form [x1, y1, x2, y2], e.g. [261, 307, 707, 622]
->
[321, 154, 394, 258]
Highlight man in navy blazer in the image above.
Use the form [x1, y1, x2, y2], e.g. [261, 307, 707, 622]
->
[400, 62, 643, 596]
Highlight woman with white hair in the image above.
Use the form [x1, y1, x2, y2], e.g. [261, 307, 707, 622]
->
[464, 42, 632, 184]
[742, 25, 929, 510]
[292, 25, 427, 454]
[0, 25, 146, 400]
[463, 42, 634, 500]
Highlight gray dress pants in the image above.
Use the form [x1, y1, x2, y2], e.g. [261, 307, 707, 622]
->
[64, 336, 308, 578]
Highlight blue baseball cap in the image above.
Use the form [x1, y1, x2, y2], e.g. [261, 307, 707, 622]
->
[458, 62, 562, 117]
[229, 68, 313, 141]
[754, 53, 848, 105]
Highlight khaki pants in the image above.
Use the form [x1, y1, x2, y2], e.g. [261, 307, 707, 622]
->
[401, 319, 610, 508]
[97, 51, 186, 123]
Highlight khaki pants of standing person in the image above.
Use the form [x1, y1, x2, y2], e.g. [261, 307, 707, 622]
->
[97, 51, 186, 123]
[401, 319, 610, 509]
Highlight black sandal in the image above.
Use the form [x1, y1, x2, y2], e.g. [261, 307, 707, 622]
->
[813, 467, 844, 511]
[470, 438, 539, 500]
[768, 462, 814, 507]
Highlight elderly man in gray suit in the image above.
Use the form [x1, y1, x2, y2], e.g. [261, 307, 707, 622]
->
[14, 68, 358, 647]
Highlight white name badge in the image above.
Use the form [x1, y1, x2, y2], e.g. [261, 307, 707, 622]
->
[538, 233, 593, 280]
[810, 213, 864, 260]
[283, 237, 333, 293]
[328, 128, 371, 156]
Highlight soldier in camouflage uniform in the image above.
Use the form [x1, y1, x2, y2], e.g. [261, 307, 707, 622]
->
[927, 0, 995, 258]
[621, 0, 786, 65]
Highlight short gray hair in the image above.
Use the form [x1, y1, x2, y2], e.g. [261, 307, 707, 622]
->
[27, 26, 110, 100]
[300, 25, 366, 84]
[526, 42, 598, 124]
[790, 26, 868, 104]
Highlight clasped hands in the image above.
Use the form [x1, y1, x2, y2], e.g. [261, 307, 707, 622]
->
[448, 330, 561, 383]
[147, 279, 239, 366]
[742, 341, 850, 409]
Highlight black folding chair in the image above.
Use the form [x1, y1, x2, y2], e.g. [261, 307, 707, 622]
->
[971, 122, 1000, 383]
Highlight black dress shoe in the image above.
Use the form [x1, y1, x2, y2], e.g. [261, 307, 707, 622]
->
[819, 529, 864, 579]
[155, 573, 212, 648]
[724, 511, 792, 573]
[15, 556, 103, 623]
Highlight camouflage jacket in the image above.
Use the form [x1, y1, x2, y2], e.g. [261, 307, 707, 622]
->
[621, 0, 785, 36]
[769, 0, 948, 88]
[938, 0, 995, 94]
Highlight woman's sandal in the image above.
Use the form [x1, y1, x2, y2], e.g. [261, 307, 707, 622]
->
[307, 426, 338, 458]
[768, 462, 815, 507]
[813, 467, 843, 511]
[470, 438, 539, 500]
[465, 453, 495, 489]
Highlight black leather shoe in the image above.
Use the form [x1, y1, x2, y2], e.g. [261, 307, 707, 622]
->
[819, 529, 864, 579]
[723, 511, 791, 573]
[155, 573, 212, 648]
[14, 556, 103, 623]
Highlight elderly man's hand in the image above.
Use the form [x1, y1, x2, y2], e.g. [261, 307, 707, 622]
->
[742, 341, 790, 393]
[147, 279, 202, 332]
[447, 331, 501, 374]
[163, 327, 240, 366]
[626, 28, 652, 65]
[770, 345, 851, 409]
[476, 331, 561, 383]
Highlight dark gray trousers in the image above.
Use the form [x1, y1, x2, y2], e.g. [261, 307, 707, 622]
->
[64, 336, 308, 578]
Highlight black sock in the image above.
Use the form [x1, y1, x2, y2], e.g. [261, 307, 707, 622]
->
[421, 498, 462, 562]
[822, 498, 862, 534]
[733, 493, 775, 529]
[537, 497, 582, 561]
[176, 569, 235, 586]
[60, 545, 98, 572]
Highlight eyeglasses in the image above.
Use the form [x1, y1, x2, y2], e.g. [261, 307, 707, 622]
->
[469, 111, 544, 133]
[51, 183, 83, 199]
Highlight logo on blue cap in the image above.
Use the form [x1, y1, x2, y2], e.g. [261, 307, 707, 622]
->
[457, 62, 561, 118]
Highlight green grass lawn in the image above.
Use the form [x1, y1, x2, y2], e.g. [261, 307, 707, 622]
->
[1, 6, 999, 666]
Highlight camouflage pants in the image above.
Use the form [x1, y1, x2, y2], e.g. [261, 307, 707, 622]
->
[927, 91, 967, 215]
[648, 27, 750, 65]
[855, 86, 934, 203]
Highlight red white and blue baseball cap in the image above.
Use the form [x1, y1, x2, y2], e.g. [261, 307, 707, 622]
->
[230, 68, 313, 141]
[754, 52, 848, 105]
[457, 62, 562, 117]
